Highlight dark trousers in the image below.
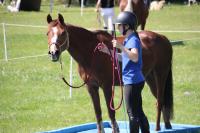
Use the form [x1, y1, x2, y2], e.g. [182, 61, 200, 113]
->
[124, 82, 150, 133]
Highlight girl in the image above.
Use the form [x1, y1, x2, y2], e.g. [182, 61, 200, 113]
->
[100, 11, 150, 133]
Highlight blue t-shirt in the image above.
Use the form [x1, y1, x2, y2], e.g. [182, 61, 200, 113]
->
[122, 33, 144, 85]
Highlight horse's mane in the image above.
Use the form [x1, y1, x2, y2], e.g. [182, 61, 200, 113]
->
[64, 23, 113, 49]
[65, 23, 113, 40]
[93, 30, 113, 49]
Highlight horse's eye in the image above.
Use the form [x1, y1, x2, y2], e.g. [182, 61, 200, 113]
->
[61, 31, 66, 36]
[46, 31, 50, 36]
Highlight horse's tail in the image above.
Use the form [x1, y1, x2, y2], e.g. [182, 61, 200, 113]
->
[162, 63, 174, 120]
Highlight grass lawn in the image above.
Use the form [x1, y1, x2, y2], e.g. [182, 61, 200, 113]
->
[0, 2, 200, 133]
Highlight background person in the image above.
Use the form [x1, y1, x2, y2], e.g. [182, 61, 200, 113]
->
[0, 0, 4, 5]
[7, 0, 21, 12]
[7, 0, 41, 12]
[95, 0, 115, 34]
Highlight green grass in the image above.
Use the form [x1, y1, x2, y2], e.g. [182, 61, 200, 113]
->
[0, 3, 200, 133]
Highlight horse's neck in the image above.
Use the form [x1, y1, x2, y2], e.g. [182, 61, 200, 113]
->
[65, 25, 96, 68]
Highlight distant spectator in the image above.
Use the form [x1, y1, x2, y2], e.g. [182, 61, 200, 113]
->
[7, 0, 21, 12]
[20, 0, 41, 11]
[96, 0, 115, 34]
[7, 0, 41, 12]
[0, 0, 4, 5]
[66, 0, 88, 7]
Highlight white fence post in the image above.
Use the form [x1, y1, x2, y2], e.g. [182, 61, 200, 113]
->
[81, 0, 83, 16]
[50, 0, 54, 13]
[2, 23, 8, 61]
[69, 56, 73, 98]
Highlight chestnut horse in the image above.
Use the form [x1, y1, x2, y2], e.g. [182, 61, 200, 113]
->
[46, 14, 173, 132]
[119, 0, 150, 30]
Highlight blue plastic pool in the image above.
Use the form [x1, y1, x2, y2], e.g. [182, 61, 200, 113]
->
[41, 121, 200, 133]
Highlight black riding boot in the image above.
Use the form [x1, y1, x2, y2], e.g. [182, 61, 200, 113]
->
[129, 117, 139, 133]
[140, 116, 150, 133]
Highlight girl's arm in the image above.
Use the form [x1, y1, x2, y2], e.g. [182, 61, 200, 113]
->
[98, 43, 122, 62]
[112, 39, 138, 62]
[95, 0, 101, 12]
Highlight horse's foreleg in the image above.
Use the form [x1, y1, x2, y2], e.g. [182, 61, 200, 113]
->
[141, 20, 146, 30]
[102, 84, 119, 133]
[67, 0, 72, 7]
[86, 83, 105, 133]
[140, 9, 149, 30]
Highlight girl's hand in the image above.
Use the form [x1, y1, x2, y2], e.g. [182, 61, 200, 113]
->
[112, 39, 122, 50]
[95, 7, 100, 12]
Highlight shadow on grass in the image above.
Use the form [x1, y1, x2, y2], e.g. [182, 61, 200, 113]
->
[170, 40, 185, 46]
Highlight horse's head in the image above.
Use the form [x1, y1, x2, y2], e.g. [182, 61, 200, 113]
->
[46, 14, 69, 62]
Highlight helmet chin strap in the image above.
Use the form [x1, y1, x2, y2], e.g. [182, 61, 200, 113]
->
[122, 25, 129, 35]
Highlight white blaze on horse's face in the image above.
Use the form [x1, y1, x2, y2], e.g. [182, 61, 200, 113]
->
[49, 27, 59, 54]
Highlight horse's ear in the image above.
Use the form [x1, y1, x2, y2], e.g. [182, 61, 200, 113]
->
[47, 14, 52, 24]
[58, 13, 65, 25]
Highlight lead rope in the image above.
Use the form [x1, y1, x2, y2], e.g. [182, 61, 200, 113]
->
[59, 54, 87, 88]
[111, 25, 128, 133]
[59, 29, 87, 88]
[109, 24, 124, 111]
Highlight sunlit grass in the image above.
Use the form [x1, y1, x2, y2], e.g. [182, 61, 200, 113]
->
[0, 3, 200, 133]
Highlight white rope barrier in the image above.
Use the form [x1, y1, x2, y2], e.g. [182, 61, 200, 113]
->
[1, 23, 200, 33]
[0, 54, 48, 62]
[1, 23, 46, 28]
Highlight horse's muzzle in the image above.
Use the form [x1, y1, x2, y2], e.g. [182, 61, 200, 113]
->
[48, 51, 60, 62]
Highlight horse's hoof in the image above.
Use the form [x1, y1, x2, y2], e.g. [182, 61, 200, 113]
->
[111, 121, 120, 133]
[97, 122, 105, 133]
[155, 126, 161, 131]
[112, 127, 120, 133]
[97, 130, 105, 133]
[165, 122, 172, 129]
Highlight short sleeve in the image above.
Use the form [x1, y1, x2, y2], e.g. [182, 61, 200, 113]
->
[125, 36, 140, 49]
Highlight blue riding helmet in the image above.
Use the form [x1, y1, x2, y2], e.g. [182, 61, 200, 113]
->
[115, 11, 138, 30]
